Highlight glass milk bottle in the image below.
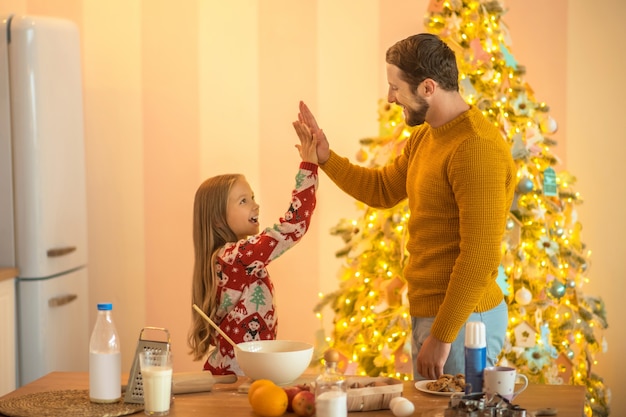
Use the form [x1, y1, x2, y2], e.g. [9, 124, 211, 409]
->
[315, 349, 347, 417]
[89, 303, 122, 403]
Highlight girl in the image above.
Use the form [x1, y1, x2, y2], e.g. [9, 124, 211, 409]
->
[188, 121, 318, 375]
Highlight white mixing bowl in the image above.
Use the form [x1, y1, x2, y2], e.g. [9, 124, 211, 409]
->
[235, 340, 314, 385]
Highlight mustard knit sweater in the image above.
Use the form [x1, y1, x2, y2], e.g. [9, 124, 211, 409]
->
[320, 105, 516, 343]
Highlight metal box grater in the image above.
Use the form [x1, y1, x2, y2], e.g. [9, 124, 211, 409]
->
[124, 327, 171, 404]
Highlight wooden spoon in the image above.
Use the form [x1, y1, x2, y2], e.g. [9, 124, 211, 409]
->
[192, 304, 241, 351]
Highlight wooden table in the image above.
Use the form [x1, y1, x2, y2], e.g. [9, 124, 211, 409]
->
[0, 372, 585, 417]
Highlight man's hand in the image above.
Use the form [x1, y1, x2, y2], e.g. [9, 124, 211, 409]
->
[416, 335, 451, 380]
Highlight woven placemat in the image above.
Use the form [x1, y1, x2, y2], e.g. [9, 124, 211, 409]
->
[0, 390, 144, 417]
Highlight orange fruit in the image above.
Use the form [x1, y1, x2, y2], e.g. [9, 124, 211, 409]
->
[249, 383, 288, 417]
[248, 379, 276, 403]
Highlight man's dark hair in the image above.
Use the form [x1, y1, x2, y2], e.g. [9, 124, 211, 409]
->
[386, 33, 459, 92]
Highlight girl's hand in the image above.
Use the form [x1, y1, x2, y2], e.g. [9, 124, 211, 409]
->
[292, 120, 318, 164]
[298, 101, 330, 164]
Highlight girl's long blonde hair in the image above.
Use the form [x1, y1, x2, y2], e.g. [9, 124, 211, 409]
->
[187, 174, 241, 361]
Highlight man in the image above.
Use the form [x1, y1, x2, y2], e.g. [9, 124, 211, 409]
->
[297, 33, 516, 380]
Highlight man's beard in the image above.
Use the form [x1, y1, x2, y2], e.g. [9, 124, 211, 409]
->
[405, 95, 429, 127]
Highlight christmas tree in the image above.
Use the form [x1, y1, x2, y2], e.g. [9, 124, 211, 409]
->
[314, 1, 610, 416]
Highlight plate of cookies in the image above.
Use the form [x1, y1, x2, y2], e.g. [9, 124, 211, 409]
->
[415, 374, 466, 396]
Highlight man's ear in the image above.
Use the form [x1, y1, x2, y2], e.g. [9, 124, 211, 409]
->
[421, 78, 436, 96]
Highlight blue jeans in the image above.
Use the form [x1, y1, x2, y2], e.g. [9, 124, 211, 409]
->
[411, 300, 508, 381]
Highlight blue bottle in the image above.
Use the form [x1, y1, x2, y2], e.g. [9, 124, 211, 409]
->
[464, 321, 486, 394]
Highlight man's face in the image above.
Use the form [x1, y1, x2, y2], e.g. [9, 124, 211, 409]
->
[386, 63, 429, 126]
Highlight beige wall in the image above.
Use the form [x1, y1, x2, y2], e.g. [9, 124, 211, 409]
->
[1, 1, 623, 414]
[566, 1, 626, 415]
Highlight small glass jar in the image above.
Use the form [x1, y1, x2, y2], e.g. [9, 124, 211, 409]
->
[315, 349, 347, 417]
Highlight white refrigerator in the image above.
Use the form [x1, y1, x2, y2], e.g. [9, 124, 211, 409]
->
[0, 14, 90, 387]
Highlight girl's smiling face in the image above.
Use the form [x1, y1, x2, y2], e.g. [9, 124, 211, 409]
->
[226, 176, 260, 240]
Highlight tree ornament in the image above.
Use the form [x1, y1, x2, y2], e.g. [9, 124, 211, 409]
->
[510, 134, 528, 160]
[515, 287, 532, 305]
[543, 167, 558, 197]
[355, 148, 368, 163]
[539, 115, 558, 134]
[516, 177, 534, 193]
[556, 353, 573, 383]
[513, 321, 537, 348]
[549, 280, 566, 299]
[496, 265, 510, 296]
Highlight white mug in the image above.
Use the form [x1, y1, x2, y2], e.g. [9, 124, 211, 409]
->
[483, 366, 528, 400]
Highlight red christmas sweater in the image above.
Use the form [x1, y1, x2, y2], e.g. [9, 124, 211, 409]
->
[204, 162, 318, 375]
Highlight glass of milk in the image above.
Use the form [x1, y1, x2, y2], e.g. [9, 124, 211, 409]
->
[139, 350, 173, 415]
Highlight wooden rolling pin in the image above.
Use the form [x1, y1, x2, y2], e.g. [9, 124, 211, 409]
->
[171, 371, 238, 394]
[123, 371, 237, 395]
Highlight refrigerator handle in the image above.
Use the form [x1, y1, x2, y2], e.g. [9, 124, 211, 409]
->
[48, 294, 78, 308]
[47, 246, 77, 257]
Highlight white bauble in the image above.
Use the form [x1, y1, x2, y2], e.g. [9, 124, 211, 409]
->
[515, 287, 532, 305]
